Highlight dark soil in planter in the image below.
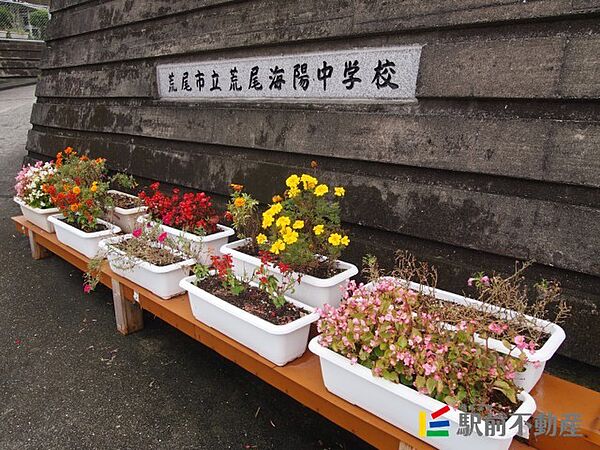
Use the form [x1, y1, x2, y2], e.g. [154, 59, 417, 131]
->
[236, 242, 344, 279]
[112, 241, 185, 266]
[64, 219, 109, 233]
[195, 276, 307, 325]
[108, 192, 142, 209]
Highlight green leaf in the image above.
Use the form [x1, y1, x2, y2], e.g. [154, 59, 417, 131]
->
[426, 377, 437, 395]
[502, 339, 512, 350]
[382, 370, 399, 383]
[415, 375, 426, 389]
[397, 336, 408, 349]
[493, 380, 517, 403]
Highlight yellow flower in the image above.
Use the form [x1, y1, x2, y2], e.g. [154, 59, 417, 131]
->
[275, 215, 291, 229]
[262, 213, 274, 229]
[256, 233, 267, 244]
[72, 186, 81, 195]
[341, 235, 350, 246]
[270, 239, 286, 255]
[90, 184, 98, 193]
[314, 184, 328, 197]
[272, 195, 283, 203]
[292, 220, 304, 229]
[265, 203, 282, 217]
[287, 187, 301, 198]
[334, 187, 345, 197]
[234, 197, 246, 207]
[300, 174, 318, 190]
[313, 224, 324, 236]
[328, 233, 342, 246]
[282, 228, 299, 245]
[286, 174, 300, 188]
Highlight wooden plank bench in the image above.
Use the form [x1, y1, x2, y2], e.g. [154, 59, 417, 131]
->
[13, 215, 600, 450]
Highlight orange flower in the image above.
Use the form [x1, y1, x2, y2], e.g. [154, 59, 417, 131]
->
[72, 186, 81, 195]
[90, 184, 98, 193]
[70, 203, 79, 212]
[95, 157, 105, 164]
[230, 183, 243, 192]
[234, 197, 246, 207]
[272, 195, 283, 203]
[311, 160, 318, 169]
[80, 155, 89, 161]
[64, 147, 73, 155]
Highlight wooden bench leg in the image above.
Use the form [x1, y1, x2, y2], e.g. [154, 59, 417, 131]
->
[111, 279, 144, 335]
[28, 230, 50, 260]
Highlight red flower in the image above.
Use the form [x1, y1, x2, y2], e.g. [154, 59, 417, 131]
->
[277, 262, 291, 274]
[132, 228, 142, 238]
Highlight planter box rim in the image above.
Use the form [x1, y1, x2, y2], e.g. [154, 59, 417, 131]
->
[309, 336, 536, 437]
[14, 196, 59, 214]
[376, 276, 565, 363]
[48, 214, 120, 237]
[138, 217, 234, 243]
[100, 235, 196, 274]
[180, 275, 318, 335]
[221, 238, 359, 287]
[106, 189, 147, 215]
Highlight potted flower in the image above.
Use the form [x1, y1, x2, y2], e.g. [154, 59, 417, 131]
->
[85, 223, 195, 299]
[47, 148, 120, 258]
[139, 182, 234, 265]
[179, 253, 319, 366]
[102, 174, 147, 233]
[14, 160, 58, 232]
[220, 175, 358, 308]
[382, 253, 569, 393]
[310, 276, 537, 450]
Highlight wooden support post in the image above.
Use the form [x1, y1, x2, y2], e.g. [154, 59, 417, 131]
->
[28, 229, 50, 260]
[111, 279, 144, 335]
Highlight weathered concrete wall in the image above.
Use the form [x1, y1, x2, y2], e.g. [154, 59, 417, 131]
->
[27, 0, 600, 366]
[0, 40, 44, 88]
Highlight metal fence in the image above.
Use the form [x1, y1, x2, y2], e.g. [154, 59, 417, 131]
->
[0, 0, 49, 41]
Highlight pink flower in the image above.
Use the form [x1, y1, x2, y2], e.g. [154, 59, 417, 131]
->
[157, 231, 167, 243]
[132, 228, 142, 238]
[83, 284, 92, 294]
[514, 335, 527, 350]
[480, 275, 490, 286]
[488, 322, 507, 335]
[423, 362, 436, 376]
[467, 278, 475, 287]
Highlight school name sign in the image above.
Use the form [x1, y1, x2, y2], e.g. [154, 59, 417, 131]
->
[156, 46, 422, 101]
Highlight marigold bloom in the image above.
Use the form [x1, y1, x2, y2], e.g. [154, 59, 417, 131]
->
[300, 174, 318, 190]
[90, 184, 98, 193]
[262, 214, 274, 229]
[270, 239, 286, 255]
[72, 186, 81, 195]
[234, 197, 246, 207]
[282, 228, 299, 245]
[292, 220, 304, 229]
[287, 187, 300, 198]
[314, 184, 328, 197]
[328, 233, 342, 246]
[64, 147, 73, 155]
[70, 203, 79, 212]
[230, 183, 244, 192]
[272, 195, 283, 203]
[275, 215, 291, 229]
[285, 174, 300, 188]
[334, 186, 345, 197]
[256, 233, 267, 244]
[313, 224, 324, 236]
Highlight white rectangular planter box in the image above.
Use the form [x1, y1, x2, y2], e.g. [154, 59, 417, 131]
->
[138, 218, 234, 266]
[103, 190, 147, 233]
[48, 214, 121, 258]
[220, 238, 358, 309]
[375, 277, 565, 393]
[14, 196, 59, 233]
[100, 235, 195, 300]
[180, 275, 319, 366]
[309, 337, 537, 450]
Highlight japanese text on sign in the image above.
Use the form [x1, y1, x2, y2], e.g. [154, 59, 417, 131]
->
[156, 46, 422, 100]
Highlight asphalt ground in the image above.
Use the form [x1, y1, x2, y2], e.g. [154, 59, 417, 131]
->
[0, 85, 373, 450]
